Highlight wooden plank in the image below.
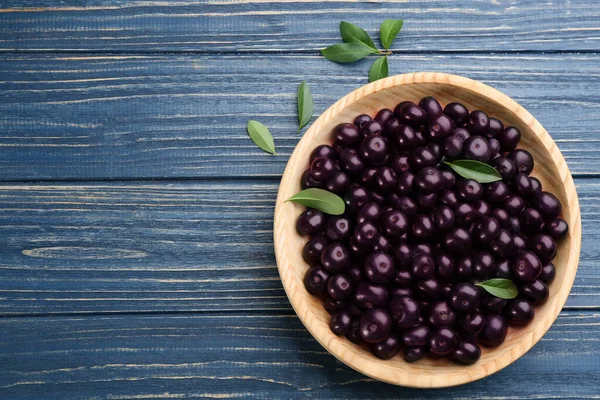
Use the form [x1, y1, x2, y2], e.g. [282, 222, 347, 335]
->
[0, 311, 598, 399]
[0, 53, 600, 180]
[0, 179, 596, 315]
[1, 1, 600, 52]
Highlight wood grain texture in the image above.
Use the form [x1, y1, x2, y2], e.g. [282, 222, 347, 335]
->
[274, 72, 581, 387]
[1, 0, 600, 52]
[0, 178, 596, 316]
[1, 53, 600, 180]
[0, 311, 598, 399]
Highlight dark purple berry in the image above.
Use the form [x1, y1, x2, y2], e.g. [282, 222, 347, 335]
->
[410, 146, 438, 170]
[375, 166, 397, 192]
[439, 190, 459, 208]
[389, 296, 421, 328]
[301, 169, 322, 189]
[456, 179, 483, 202]
[396, 102, 427, 126]
[466, 110, 490, 135]
[529, 233, 557, 261]
[354, 221, 380, 246]
[429, 327, 458, 355]
[490, 229, 515, 258]
[416, 192, 437, 211]
[395, 124, 425, 150]
[360, 135, 389, 164]
[491, 208, 511, 228]
[339, 148, 366, 176]
[460, 312, 486, 335]
[325, 171, 351, 194]
[450, 341, 481, 365]
[539, 262, 556, 284]
[434, 206, 455, 231]
[497, 126, 521, 151]
[474, 251, 495, 279]
[490, 156, 517, 181]
[304, 266, 330, 296]
[415, 279, 443, 300]
[310, 157, 336, 181]
[444, 102, 469, 126]
[435, 252, 456, 280]
[412, 214, 435, 241]
[479, 315, 508, 347]
[453, 127, 471, 142]
[487, 117, 504, 138]
[419, 96, 443, 117]
[412, 254, 435, 280]
[512, 172, 533, 197]
[394, 196, 419, 218]
[334, 123, 361, 146]
[354, 283, 388, 309]
[390, 154, 411, 174]
[330, 310, 352, 335]
[372, 336, 400, 360]
[365, 252, 395, 283]
[375, 108, 394, 125]
[404, 346, 428, 362]
[531, 191, 562, 220]
[443, 135, 463, 159]
[321, 243, 351, 273]
[545, 218, 569, 239]
[511, 250, 542, 282]
[505, 298, 534, 326]
[463, 136, 491, 162]
[454, 203, 476, 227]
[507, 149, 534, 175]
[485, 181, 512, 203]
[402, 325, 431, 347]
[456, 256, 474, 280]
[344, 185, 369, 213]
[444, 228, 472, 255]
[428, 301, 457, 327]
[529, 177, 542, 193]
[302, 235, 328, 264]
[359, 309, 392, 343]
[427, 114, 455, 140]
[381, 209, 409, 237]
[360, 120, 384, 137]
[356, 202, 383, 224]
[520, 207, 544, 234]
[310, 145, 337, 163]
[354, 114, 372, 128]
[324, 297, 346, 314]
[488, 138, 501, 157]
[450, 283, 480, 313]
[296, 209, 326, 235]
[504, 195, 526, 216]
[520, 279, 549, 305]
[496, 259, 512, 279]
[392, 243, 412, 269]
[326, 216, 352, 241]
[346, 320, 363, 344]
[396, 171, 415, 195]
[513, 234, 528, 253]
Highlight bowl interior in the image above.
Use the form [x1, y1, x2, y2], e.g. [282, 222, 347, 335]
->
[274, 73, 581, 388]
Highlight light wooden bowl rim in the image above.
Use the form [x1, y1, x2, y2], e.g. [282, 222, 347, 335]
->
[273, 72, 581, 388]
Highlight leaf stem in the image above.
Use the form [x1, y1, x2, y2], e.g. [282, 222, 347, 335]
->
[378, 50, 393, 55]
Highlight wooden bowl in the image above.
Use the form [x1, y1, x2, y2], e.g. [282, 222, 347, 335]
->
[273, 72, 581, 388]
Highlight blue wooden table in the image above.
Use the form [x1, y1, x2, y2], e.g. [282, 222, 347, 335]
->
[0, 1, 599, 398]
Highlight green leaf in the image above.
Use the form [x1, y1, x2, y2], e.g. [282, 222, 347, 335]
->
[321, 42, 378, 63]
[246, 120, 276, 155]
[369, 56, 388, 82]
[340, 21, 377, 50]
[444, 160, 502, 183]
[297, 81, 314, 132]
[379, 19, 404, 50]
[286, 188, 345, 215]
[476, 279, 518, 300]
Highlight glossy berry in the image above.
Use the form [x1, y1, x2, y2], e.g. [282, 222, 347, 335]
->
[392, 243, 412, 269]
[354, 114, 372, 128]
[435, 252, 456, 280]
[346, 319, 363, 344]
[419, 96, 443, 117]
[491, 208, 511, 228]
[507, 149, 534, 174]
[325, 171, 350, 194]
[395, 124, 425, 150]
[330, 310, 352, 335]
[392, 269, 412, 288]
[323, 298, 346, 315]
[439, 190, 459, 208]
[412, 214, 435, 241]
[443, 135, 463, 159]
[444, 228, 472, 255]
[301, 169, 322, 189]
[356, 202, 383, 224]
[303, 266, 330, 296]
[429, 301, 457, 327]
[327, 273, 353, 301]
[506, 298, 534, 326]
[529, 233, 557, 261]
[497, 126, 521, 151]
[402, 325, 431, 347]
[444, 102, 469, 125]
[529, 176, 542, 192]
[375, 167, 397, 192]
[296, 209, 326, 235]
[520, 279, 549, 305]
[434, 206, 455, 231]
[508, 217, 521, 234]
[410, 146, 438, 170]
[456, 179, 483, 202]
[545, 218, 569, 239]
[488, 138, 501, 157]
[394, 196, 418, 218]
[365, 252, 395, 283]
[416, 167, 444, 193]
[415, 279, 443, 301]
[429, 327, 459, 355]
[359, 167, 378, 189]
[416, 192, 437, 211]
[520, 207, 544, 234]
[381, 209, 409, 237]
[474, 251, 495, 279]
[372, 336, 400, 360]
[456, 256, 474, 280]
[359, 309, 392, 343]
[354, 283, 388, 309]
[463, 136, 491, 162]
[481, 296, 506, 314]
[487, 117, 504, 138]
[390, 154, 411, 174]
[389, 296, 421, 328]
[396, 171, 415, 195]
[360, 135, 388, 164]
[453, 127, 471, 142]
[473, 216, 500, 244]
[511, 250, 542, 282]
[339, 148, 365, 176]
[504, 195, 526, 216]
[513, 234, 528, 253]
[369, 191, 386, 205]
[344, 186, 369, 215]
[334, 123, 361, 146]
[466, 110, 490, 135]
[451, 341, 481, 365]
[531, 191, 562, 220]
[302, 235, 328, 264]
[454, 203, 476, 227]
[347, 266, 364, 282]
[412, 254, 436, 280]
[321, 243, 351, 273]
[427, 114, 455, 140]
[310, 157, 336, 182]
[490, 229, 515, 258]
[450, 283, 480, 313]
[375, 108, 394, 125]
[490, 157, 517, 181]
[354, 221, 380, 246]
[496, 259, 512, 279]
[479, 315, 508, 347]
[360, 120, 384, 137]
[396, 102, 427, 126]
[389, 287, 413, 298]
[326, 216, 352, 241]
[460, 312, 486, 335]
[539, 262, 556, 284]
[404, 346, 428, 363]
[310, 145, 337, 163]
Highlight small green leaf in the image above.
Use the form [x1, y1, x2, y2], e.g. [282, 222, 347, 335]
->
[321, 42, 378, 63]
[297, 81, 314, 133]
[340, 21, 377, 50]
[286, 188, 345, 215]
[380, 19, 404, 50]
[369, 56, 388, 82]
[247, 120, 276, 155]
[444, 160, 502, 183]
[476, 279, 518, 299]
